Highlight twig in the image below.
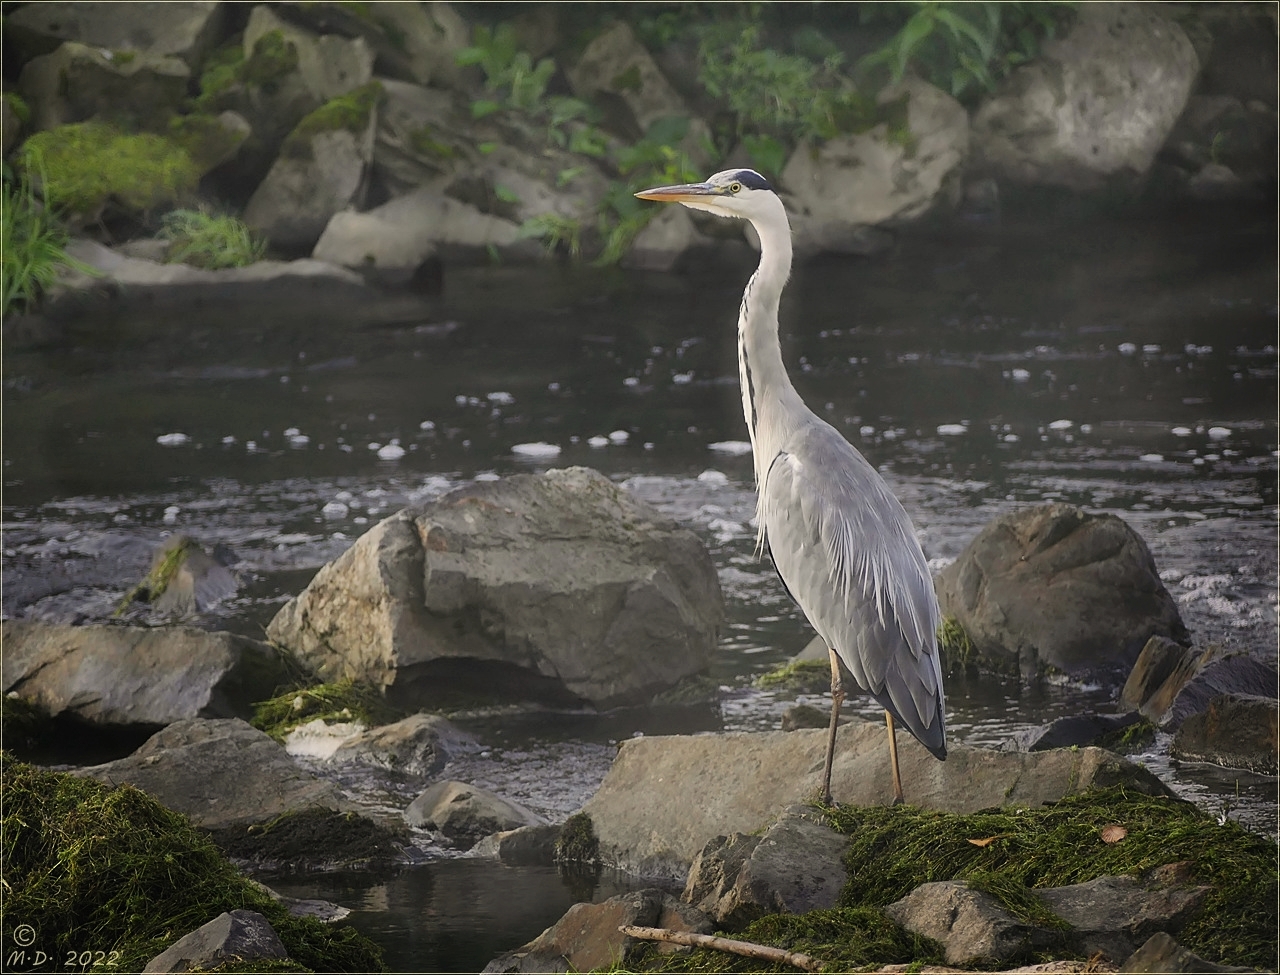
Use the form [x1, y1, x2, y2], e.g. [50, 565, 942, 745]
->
[619, 924, 827, 972]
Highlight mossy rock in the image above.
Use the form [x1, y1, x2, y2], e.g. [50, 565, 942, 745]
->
[251, 678, 403, 742]
[168, 112, 250, 173]
[754, 658, 831, 696]
[1, 754, 386, 972]
[207, 807, 408, 869]
[280, 81, 382, 161]
[16, 121, 199, 219]
[554, 811, 600, 865]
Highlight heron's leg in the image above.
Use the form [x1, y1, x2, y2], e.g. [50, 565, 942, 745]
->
[821, 647, 845, 805]
[885, 711, 904, 806]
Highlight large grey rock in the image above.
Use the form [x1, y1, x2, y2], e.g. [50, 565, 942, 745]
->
[406, 780, 544, 848]
[243, 93, 378, 252]
[18, 41, 190, 132]
[312, 187, 524, 272]
[469, 823, 563, 866]
[143, 910, 288, 974]
[1038, 875, 1212, 963]
[972, 3, 1200, 190]
[373, 79, 470, 194]
[1, 621, 290, 727]
[75, 718, 352, 829]
[1170, 693, 1278, 775]
[622, 206, 713, 272]
[6, 2, 225, 67]
[267, 468, 723, 710]
[581, 721, 1175, 880]
[484, 889, 712, 974]
[782, 76, 968, 250]
[935, 503, 1189, 682]
[683, 806, 849, 930]
[884, 881, 1058, 966]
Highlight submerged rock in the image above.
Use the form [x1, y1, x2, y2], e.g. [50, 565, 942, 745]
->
[74, 718, 353, 829]
[1, 620, 289, 727]
[483, 888, 712, 974]
[406, 779, 544, 848]
[581, 721, 1175, 880]
[935, 503, 1188, 682]
[327, 712, 474, 778]
[267, 467, 723, 711]
[1171, 693, 1278, 775]
[143, 909, 288, 974]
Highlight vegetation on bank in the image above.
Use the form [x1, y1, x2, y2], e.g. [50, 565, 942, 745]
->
[1, 165, 86, 315]
[625, 786, 1277, 972]
[2, 754, 386, 973]
[159, 208, 266, 269]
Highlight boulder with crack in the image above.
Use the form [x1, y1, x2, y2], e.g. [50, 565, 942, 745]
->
[267, 468, 723, 711]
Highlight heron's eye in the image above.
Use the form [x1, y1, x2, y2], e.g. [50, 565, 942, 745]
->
[730, 182, 742, 193]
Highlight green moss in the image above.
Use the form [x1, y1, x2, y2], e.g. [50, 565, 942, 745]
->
[280, 81, 383, 160]
[5, 90, 31, 125]
[937, 616, 974, 674]
[114, 535, 194, 616]
[192, 40, 245, 110]
[168, 112, 248, 171]
[1, 755, 386, 973]
[1, 695, 55, 752]
[409, 125, 455, 160]
[828, 787, 1277, 969]
[240, 29, 300, 89]
[17, 122, 199, 218]
[112, 49, 136, 66]
[754, 659, 831, 696]
[1096, 717, 1158, 754]
[251, 678, 402, 742]
[554, 812, 599, 865]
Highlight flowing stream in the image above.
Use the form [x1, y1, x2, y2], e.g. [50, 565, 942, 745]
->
[4, 200, 1276, 972]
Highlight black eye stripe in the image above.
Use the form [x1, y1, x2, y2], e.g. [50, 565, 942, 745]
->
[732, 169, 773, 192]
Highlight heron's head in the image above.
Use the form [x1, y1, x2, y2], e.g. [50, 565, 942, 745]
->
[635, 169, 780, 222]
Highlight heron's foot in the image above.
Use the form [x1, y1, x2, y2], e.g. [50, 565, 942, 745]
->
[889, 794, 904, 808]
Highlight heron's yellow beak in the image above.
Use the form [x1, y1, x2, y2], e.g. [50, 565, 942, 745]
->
[634, 182, 719, 203]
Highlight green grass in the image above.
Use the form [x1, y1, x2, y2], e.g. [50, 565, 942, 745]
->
[250, 678, 403, 742]
[829, 787, 1277, 969]
[1, 754, 385, 973]
[159, 208, 266, 269]
[1, 169, 87, 315]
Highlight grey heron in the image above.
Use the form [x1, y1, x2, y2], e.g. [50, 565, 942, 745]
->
[636, 169, 947, 805]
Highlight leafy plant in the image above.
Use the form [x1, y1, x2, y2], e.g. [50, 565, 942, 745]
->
[697, 20, 877, 146]
[1, 160, 92, 315]
[519, 212, 583, 258]
[457, 23, 556, 114]
[159, 208, 266, 269]
[857, 2, 1077, 102]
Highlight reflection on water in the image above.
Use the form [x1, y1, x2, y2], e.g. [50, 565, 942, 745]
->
[3, 203, 1276, 970]
[261, 861, 646, 975]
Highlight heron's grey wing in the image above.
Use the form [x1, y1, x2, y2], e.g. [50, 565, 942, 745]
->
[761, 424, 946, 757]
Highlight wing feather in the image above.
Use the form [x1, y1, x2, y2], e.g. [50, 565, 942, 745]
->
[761, 423, 946, 757]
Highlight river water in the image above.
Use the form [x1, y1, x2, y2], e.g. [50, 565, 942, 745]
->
[3, 199, 1276, 972]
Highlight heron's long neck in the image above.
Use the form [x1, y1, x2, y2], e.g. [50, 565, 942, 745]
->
[738, 210, 801, 495]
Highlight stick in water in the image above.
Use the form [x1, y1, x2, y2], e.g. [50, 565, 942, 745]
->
[619, 925, 827, 972]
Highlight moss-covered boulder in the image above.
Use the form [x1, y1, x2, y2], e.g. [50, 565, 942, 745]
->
[2, 754, 385, 973]
[243, 82, 381, 252]
[16, 121, 199, 221]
